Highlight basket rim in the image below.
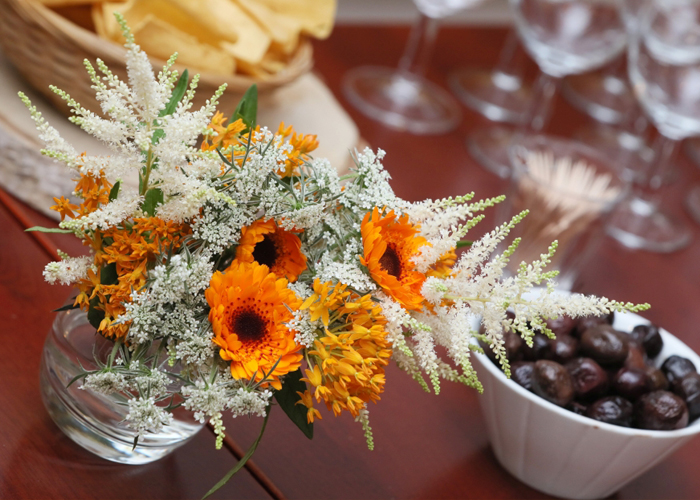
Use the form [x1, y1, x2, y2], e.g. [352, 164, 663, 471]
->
[10, 0, 314, 90]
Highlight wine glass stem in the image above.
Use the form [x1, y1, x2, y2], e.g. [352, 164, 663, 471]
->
[492, 30, 525, 89]
[523, 72, 560, 132]
[646, 135, 679, 193]
[397, 14, 439, 78]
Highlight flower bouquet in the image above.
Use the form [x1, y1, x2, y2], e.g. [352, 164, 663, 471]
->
[27, 15, 648, 498]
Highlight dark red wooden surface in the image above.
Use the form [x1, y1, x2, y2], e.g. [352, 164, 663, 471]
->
[2, 25, 700, 500]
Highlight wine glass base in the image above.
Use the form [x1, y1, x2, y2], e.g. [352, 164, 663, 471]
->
[574, 123, 677, 185]
[607, 198, 691, 253]
[562, 73, 636, 125]
[467, 125, 518, 178]
[448, 68, 531, 124]
[343, 66, 461, 135]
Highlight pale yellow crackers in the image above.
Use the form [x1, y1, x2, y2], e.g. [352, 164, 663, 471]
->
[39, 0, 336, 76]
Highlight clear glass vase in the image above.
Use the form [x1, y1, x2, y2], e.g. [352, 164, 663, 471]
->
[40, 309, 205, 464]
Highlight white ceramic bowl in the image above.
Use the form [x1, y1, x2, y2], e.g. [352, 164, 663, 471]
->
[472, 311, 700, 499]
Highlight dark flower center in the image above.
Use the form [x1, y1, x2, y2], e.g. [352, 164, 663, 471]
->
[230, 308, 267, 343]
[253, 234, 278, 268]
[379, 244, 402, 279]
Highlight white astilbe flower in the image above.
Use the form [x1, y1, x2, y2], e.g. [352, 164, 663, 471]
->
[59, 194, 142, 232]
[421, 276, 449, 305]
[18, 93, 78, 166]
[454, 211, 528, 277]
[409, 195, 505, 273]
[119, 21, 170, 124]
[413, 305, 480, 387]
[81, 370, 128, 395]
[355, 408, 374, 450]
[43, 255, 94, 285]
[377, 293, 419, 355]
[126, 397, 173, 438]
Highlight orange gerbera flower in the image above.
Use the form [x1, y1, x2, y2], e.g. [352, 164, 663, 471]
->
[235, 219, 307, 282]
[360, 208, 428, 311]
[206, 261, 302, 390]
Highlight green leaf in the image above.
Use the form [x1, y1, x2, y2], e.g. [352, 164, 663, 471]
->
[202, 405, 271, 500]
[161, 70, 189, 117]
[151, 128, 165, 145]
[142, 188, 164, 216]
[100, 262, 118, 285]
[25, 226, 73, 234]
[87, 296, 105, 331]
[108, 181, 120, 202]
[66, 372, 89, 388]
[230, 84, 257, 131]
[150, 70, 190, 145]
[273, 368, 313, 439]
[53, 302, 78, 312]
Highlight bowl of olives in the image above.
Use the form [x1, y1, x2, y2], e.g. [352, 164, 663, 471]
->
[472, 309, 700, 500]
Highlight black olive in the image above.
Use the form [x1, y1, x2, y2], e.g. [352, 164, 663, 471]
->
[672, 373, 700, 421]
[580, 325, 629, 366]
[635, 391, 689, 430]
[612, 367, 652, 400]
[550, 336, 580, 364]
[532, 360, 574, 407]
[510, 361, 535, 391]
[630, 324, 664, 358]
[586, 396, 634, 427]
[661, 356, 697, 384]
[522, 333, 552, 361]
[565, 357, 609, 400]
[545, 316, 576, 337]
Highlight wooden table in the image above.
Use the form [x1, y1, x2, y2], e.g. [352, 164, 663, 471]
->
[2, 26, 700, 499]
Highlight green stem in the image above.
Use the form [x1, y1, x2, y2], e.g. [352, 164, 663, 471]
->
[202, 406, 272, 500]
[140, 147, 154, 196]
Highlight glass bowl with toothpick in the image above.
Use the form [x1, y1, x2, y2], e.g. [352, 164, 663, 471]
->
[503, 135, 630, 290]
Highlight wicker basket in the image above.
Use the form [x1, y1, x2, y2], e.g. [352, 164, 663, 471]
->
[0, 0, 314, 116]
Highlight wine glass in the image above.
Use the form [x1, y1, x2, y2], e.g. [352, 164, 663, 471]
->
[449, 30, 532, 125]
[563, 0, 681, 189]
[609, 0, 700, 251]
[562, 0, 649, 126]
[342, 0, 485, 135]
[469, 0, 628, 178]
